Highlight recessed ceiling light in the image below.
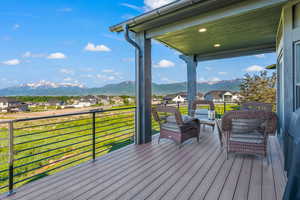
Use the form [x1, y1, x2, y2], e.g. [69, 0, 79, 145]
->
[198, 28, 207, 33]
[214, 44, 221, 48]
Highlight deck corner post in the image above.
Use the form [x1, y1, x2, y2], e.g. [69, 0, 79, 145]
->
[92, 112, 96, 161]
[180, 55, 198, 115]
[8, 121, 15, 196]
[133, 31, 152, 145]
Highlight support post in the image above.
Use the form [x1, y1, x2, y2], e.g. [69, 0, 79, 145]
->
[8, 121, 14, 195]
[180, 55, 198, 115]
[92, 112, 96, 161]
[134, 31, 152, 144]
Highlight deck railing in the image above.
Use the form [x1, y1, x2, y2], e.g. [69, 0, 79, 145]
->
[0, 107, 136, 195]
[167, 101, 240, 118]
[0, 101, 274, 195]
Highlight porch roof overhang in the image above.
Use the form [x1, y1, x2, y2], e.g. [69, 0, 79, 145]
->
[110, 0, 287, 61]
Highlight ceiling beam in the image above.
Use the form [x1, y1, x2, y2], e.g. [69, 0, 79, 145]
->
[146, 0, 287, 39]
[196, 43, 275, 62]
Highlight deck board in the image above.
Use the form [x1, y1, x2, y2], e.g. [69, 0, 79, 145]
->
[248, 158, 262, 200]
[218, 156, 244, 200]
[233, 157, 252, 200]
[2, 130, 286, 200]
[146, 135, 218, 200]
[121, 134, 215, 200]
[38, 142, 172, 200]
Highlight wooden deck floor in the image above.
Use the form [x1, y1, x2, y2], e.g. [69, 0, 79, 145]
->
[3, 129, 287, 200]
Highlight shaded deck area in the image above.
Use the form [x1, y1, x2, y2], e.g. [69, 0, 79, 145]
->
[3, 129, 286, 200]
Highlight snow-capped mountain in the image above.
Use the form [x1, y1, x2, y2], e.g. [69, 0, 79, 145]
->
[20, 80, 85, 89]
[0, 79, 242, 96]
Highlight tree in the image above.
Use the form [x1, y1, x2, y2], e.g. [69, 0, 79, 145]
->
[240, 71, 276, 106]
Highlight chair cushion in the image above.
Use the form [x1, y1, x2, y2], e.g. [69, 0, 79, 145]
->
[195, 109, 208, 115]
[161, 122, 180, 132]
[232, 119, 263, 134]
[230, 131, 264, 144]
[166, 115, 192, 123]
[194, 109, 215, 120]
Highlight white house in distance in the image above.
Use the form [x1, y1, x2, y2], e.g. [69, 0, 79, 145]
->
[172, 95, 187, 103]
[204, 91, 241, 102]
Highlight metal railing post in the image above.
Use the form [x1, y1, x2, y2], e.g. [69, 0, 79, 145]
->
[92, 112, 96, 161]
[8, 121, 15, 195]
[224, 102, 227, 114]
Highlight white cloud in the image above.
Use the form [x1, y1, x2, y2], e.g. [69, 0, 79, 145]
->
[154, 59, 175, 68]
[60, 68, 74, 75]
[210, 77, 221, 82]
[81, 74, 94, 78]
[22, 51, 45, 58]
[121, 3, 144, 12]
[121, 1, 175, 12]
[102, 69, 122, 78]
[255, 54, 265, 58]
[96, 74, 117, 81]
[2, 59, 20, 65]
[47, 52, 66, 59]
[96, 69, 123, 81]
[57, 8, 73, 12]
[144, 0, 175, 10]
[246, 65, 264, 72]
[218, 72, 227, 75]
[102, 69, 114, 73]
[84, 43, 111, 52]
[13, 24, 20, 30]
[63, 77, 72, 82]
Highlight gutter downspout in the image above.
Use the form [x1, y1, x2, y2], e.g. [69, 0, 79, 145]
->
[123, 24, 141, 56]
[123, 24, 142, 144]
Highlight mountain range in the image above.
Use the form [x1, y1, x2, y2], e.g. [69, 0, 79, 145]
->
[0, 79, 242, 96]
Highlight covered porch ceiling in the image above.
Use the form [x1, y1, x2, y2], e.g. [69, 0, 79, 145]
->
[111, 0, 287, 60]
[155, 5, 281, 58]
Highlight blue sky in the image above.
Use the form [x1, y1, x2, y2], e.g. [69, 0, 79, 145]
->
[0, 0, 276, 89]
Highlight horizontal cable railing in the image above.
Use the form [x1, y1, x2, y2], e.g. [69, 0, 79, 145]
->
[0, 107, 136, 195]
[0, 101, 277, 195]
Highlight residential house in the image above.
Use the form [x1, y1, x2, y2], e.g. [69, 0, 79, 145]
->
[46, 99, 65, 107]
[98, 95, 111, 106]
[172, 92, 187, 103]
[79, 95, 99, 105]
[197, 92, 204, 100]
[231, 92, 243, 102]
[204, 90, 236, 102]
[111, 96, 124, 105]
[152, 96, 162, 105]
[163, 92, 188, 104]
[0, 97, 28, 112]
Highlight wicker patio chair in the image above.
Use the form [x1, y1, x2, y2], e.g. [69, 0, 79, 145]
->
[191, 100, 215, 130]
[221, 110, 277, 161]
[241, 102, 273, 112]
[152, 105, 200, 146]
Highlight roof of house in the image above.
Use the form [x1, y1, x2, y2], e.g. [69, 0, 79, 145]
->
[197, 93, 204, 97]
[0, 97, 19, 103]
[164, 92, 187, 100]
[204, 90, 231, 99]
